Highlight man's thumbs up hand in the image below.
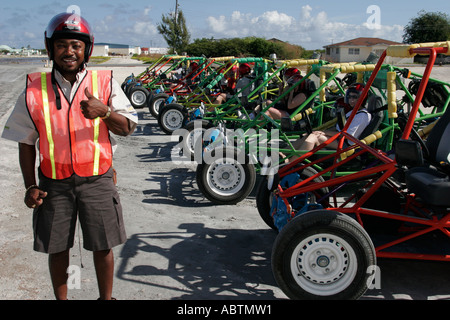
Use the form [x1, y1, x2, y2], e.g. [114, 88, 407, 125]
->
[80, 86, 108, 119]
[84, 87, 96, 100]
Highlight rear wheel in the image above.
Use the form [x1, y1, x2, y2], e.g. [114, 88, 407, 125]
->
[272, 210, 376, 300]
[158, 103, 188, 135]
[149, 92, 169, 118]
[196, 147, 256, 205]
[181, 119, 214, 161]
[125, 81, 138, 96]
[129, 86, 149, 108]
[256, 166, 328, 231]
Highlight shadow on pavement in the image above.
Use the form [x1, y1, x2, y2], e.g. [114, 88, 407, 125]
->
[116, 223, 280, 300]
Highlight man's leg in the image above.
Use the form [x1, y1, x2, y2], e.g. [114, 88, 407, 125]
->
[93, 249, 115, 300]
[49, 249, 70, 300]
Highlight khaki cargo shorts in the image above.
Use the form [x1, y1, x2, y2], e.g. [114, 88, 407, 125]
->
[33, 168, 127, 254]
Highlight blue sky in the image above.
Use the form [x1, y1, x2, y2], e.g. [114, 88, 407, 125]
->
[1, 0, 448, 50]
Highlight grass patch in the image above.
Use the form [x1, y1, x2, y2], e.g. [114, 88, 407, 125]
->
[132, 54, 164, 64]
[89, 56, 112, 64]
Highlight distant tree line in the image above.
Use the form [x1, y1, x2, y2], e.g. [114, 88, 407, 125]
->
[184, 37, 318, 60]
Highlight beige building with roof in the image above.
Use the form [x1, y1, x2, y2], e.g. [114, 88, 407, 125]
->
[323, 37, 413, 64]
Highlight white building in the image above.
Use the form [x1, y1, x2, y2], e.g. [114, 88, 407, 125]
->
[323, 37, 413, 64]
[0, 44, 39, 55]
[93, 43, 141, 56]
[148, 47, 169, 54]
[92, 44, 108, 57]
[139, 47, 169, 55]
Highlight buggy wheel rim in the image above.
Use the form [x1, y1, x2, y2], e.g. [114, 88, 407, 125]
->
[206, 160, 245, 196]
[290, 233, 358, 296]
[163, 109, 184, 131]
[131, 91, 146, 105]
[153, 98, 165, 114]
[187, 128, 204, 154]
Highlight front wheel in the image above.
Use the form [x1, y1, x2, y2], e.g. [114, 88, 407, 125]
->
[129, 86, 149, 108]
[180, 119, 214, 161]
[196, 147, 256, 205]
[272, 210, 376, 300]
[157, 103, 188, 135]
[149, 92, 169, 118]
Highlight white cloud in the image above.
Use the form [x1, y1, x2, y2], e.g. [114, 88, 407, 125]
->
[132, 21, 157, 35]
[23, 32, 36, 39]
[256, 11, 294, 30]
[206, 15, 227, 33]
[300, 5, 313, 21]
[203, 5, 404, 49]
[144, 7, 152, 16]
[92, 6, 159, 45]
[205, 10, 294, 38]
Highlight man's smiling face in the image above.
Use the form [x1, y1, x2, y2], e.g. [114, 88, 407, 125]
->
[53, 38, 85, 75]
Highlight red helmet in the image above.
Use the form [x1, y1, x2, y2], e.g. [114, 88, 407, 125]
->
[45, 12, 94, 62]
[284, 68, 302, 86]
[239, 63, 251, 76]
[284, 68, 300, 79]
[224, 63, 237, 78]
[225, 63, 237, 73]
[190, 62, 199, 70]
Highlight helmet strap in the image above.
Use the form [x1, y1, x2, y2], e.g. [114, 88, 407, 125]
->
[51, 67, 62, 110]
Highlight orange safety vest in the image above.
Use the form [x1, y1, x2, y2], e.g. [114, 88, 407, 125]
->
[26, 70, 113, 180]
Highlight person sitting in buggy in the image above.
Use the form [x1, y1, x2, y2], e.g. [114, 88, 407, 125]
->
[168, 61, 200, 91]
[184, 61, 201, 87]
[210, 63, 254, 110]
[213, 63, 238, 105]
[263, 68, 315, 120]
[167, 65, 184, 80]
[288, 83, 372, 162]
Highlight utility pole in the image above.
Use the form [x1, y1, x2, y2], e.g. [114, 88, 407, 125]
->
[175, 0, 179, 24]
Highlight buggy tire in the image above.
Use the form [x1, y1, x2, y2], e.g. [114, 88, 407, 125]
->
[181, 119, 214, 161]
[256, 166, 329, 231]
[272, 210, 376, 300]
[128, 86, 148, 109]
[149, 93, 169, 118]
[125, 81, 137, 96]
[196, 147, 256, 205]
[157, 103, 188, 135]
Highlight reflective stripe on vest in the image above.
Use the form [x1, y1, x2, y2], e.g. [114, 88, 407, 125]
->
[40, 72, 57, 179]
[92, 70, 101, 176]
[26, 70, 113, 179]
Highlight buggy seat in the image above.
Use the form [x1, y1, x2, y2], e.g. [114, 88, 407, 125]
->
[401, 103, 450, 207]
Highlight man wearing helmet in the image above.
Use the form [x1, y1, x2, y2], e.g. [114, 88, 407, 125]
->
[2, 12, 138, 300]
[288, 83, 371, 162]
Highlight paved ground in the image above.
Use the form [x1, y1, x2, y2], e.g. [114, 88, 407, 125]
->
[0, 56, 449, 300]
